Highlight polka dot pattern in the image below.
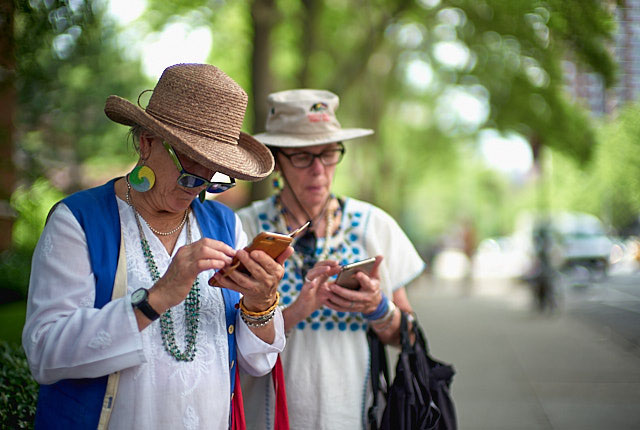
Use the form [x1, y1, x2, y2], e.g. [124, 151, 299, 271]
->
[251, 196, 370, 331]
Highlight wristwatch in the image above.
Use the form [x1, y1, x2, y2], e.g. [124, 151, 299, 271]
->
[131, 288, 161, 321]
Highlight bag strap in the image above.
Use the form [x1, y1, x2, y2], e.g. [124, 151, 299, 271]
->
[367, 328, 390, 430]
[97, 229, 127, 430]
[271, 354, 290, 430]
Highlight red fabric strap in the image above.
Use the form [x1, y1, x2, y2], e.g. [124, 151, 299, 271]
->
[272, 355, 290, 430]
[231, 366, 246, 430]
[231, 355, 289, 430]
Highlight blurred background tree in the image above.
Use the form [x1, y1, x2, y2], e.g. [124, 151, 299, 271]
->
[1, 0, 632, 301]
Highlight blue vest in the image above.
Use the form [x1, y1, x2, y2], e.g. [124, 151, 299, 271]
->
[34, 179, 240, 429]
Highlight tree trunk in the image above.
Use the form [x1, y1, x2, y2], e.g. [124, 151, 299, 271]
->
[249, 0, 277, 202]
[0, 0, 16, 251]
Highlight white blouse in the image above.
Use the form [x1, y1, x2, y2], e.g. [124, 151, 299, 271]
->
[22, 197, 285, 430]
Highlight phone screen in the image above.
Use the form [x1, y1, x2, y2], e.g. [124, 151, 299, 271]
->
[335, 257, 376, 290]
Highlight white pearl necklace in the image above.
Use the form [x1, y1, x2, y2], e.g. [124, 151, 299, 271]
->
[125, 178, 188, 236]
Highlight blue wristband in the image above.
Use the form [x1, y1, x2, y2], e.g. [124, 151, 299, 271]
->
[363, 294, 389, 320]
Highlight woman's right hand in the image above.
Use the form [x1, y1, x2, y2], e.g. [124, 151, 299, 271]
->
[282, 260, 341, 331]
[149, 238, 236, 313]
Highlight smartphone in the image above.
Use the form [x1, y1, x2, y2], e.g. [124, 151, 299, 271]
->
[335, 257, 377, 290]
[229, 231, 293, 274]
[215, 222, 310, 282]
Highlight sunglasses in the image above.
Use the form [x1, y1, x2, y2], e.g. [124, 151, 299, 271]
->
[278, 143, 345, 168]
[163, 142, 236, 194]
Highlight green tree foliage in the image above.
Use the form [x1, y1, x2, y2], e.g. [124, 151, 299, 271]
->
[548, 104, 640, 232]
[15, 0, 148, 190]
[0, 179, 65, 298]
[446, 0, 616, 163]
[135, 0, 617, 247]
[11, 0, 620, 252]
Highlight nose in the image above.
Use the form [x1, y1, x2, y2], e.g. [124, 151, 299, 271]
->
[308, 156, 325, 173]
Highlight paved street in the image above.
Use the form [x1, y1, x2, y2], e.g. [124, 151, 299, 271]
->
[561, 273, 640, 353]
[406, 274, 640, 430]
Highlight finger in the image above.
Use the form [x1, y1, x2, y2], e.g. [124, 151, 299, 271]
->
[314, 260, 340, 269]
[325, 293, 355, 312]
[276, 246, 294, 265]
[197, 237, 237, 258]
[306, 265, 332, 282]
[209, 271, 247, 294]
[236, 249, 269, 281]
[328, 282, 366, 302]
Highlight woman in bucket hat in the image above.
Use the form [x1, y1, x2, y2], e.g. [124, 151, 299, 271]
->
[238, 89, 425, 429]
[23, 63, 291, 429]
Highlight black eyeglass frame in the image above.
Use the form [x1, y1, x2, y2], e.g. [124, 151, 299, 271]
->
[277, 143, 345, 168]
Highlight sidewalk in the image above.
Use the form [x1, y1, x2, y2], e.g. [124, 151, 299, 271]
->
[407, 276, 640, 430]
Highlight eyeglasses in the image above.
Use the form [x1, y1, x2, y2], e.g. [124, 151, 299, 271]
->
[278, 143, 345, 168]
[163, 142, 236, 193]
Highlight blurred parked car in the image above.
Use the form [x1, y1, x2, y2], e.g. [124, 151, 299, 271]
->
[551, 212, 613, 273]
[472, 211, 616, 280]
[514, 211, 614, 276]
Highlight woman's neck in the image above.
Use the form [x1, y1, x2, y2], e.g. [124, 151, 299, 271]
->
[280, 188, 323, 224]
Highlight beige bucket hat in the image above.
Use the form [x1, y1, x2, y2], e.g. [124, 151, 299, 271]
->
[253, 89, 374, 148]
[104, 63, 274, 181]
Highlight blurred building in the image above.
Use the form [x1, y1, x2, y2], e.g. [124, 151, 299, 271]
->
[564, 0, 640, 115]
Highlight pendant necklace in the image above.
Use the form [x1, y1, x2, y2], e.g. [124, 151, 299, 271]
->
[276, 194, 337, 264]
[127, 182, 200, 361]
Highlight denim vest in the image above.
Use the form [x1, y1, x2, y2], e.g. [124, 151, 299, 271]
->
[34, 179, 240, 429]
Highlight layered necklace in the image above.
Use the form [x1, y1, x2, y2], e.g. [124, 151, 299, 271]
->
[126, 180, 200, 361]
[276, 193, 338, 265]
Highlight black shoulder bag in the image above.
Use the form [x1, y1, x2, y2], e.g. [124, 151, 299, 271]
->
[367, 312, 457, 430]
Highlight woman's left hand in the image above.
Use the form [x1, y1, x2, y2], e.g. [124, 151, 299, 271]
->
[325, 255, 384, 314]
[210, 247, 294, 312]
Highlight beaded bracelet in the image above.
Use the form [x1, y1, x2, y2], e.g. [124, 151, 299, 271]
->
[239, 292, 280, 317]
[241, 310, 276, 327]
[241, 307, 276, 323]
[362, 294, 389, 320]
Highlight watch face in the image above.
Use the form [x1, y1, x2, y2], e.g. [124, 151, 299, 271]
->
[132, 288, 147, 304]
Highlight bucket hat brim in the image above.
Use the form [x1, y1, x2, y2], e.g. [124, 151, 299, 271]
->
[253, 128, 373, 148]
[105, 95, 274, 181]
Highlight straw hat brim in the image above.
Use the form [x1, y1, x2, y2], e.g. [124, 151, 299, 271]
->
[105, 95, 274, 181]
[253, 128, 374, 148]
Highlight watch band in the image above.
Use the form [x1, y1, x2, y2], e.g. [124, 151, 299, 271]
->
[132, 288, 161, 321]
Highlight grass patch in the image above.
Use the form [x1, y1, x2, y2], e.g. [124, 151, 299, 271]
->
[0, 301, 27, 346]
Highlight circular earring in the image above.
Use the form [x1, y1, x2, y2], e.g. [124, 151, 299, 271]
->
[129, 164, 156, 192]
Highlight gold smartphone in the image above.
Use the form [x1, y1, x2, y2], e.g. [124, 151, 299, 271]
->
[335, 257, 377, 290]
[214, 222, 310, 281]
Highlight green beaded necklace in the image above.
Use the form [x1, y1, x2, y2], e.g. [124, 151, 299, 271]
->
[127, 182, 200, 362]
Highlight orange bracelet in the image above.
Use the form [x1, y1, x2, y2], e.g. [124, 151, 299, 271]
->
[239, 292, 280, 317]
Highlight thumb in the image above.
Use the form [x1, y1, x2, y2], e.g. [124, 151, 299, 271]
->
[370, 255, 384, 279]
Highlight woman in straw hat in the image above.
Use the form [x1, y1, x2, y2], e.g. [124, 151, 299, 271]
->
[23, 63, 291, 429]
[238, 89, 426, 429]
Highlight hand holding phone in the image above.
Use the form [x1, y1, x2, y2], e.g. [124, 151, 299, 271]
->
[212, 222, 309, 284]
[335, 257, 377, 290]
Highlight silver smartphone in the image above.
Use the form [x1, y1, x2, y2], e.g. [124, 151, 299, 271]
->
[335, 257, 377, 290]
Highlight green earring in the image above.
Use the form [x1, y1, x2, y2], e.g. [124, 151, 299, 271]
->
[130, 164, 156, 192]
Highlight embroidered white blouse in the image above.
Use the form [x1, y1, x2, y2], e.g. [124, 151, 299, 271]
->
[22, 197, 285, 430]
[238, 196, 426, 430]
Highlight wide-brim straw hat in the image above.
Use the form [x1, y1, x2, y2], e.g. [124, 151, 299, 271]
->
[253, 89, 373, 148]
[104, 63, 274, 181]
